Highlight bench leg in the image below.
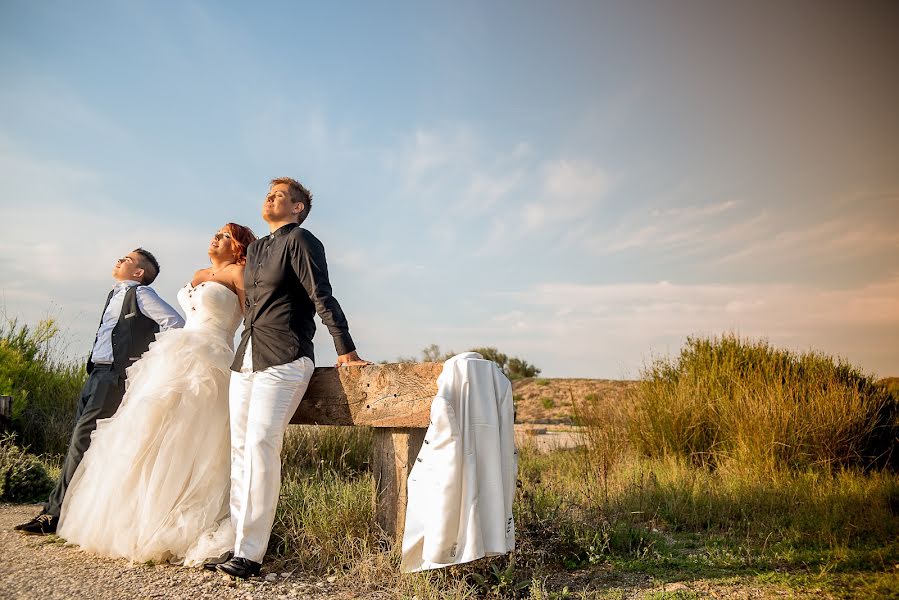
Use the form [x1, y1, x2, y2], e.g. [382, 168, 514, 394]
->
[372, 427, 426, 542]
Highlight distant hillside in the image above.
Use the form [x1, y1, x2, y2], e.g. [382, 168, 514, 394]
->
[512, 377, 637, 424]
[880, 377, 899, 395]
[512, 376, 898, 425]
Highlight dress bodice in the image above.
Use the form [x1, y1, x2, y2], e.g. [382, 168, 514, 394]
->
[177, 282, 242, 341]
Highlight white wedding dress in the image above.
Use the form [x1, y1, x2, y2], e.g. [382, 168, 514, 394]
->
[58, 281, 241, 565]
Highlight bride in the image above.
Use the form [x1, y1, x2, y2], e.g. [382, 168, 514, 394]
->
[57, 222, 256, 565]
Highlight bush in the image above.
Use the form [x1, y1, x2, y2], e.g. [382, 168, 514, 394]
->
[628, 334, 898, 472]
[0, 434, 54, 502]
[470, 347, 541, 380]
[0, 318, 86, 456]
[391, 344, 542, 380]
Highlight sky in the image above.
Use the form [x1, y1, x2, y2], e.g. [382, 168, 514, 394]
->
[1, 1, 897, 378]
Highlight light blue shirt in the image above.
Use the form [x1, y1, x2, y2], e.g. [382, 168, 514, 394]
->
[90, 280, 184, 363]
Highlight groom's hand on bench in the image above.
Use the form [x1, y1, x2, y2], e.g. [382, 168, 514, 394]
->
[336, 350, 372, 367]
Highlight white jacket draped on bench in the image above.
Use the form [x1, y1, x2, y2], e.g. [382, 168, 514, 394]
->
[401, 352, 518, 572]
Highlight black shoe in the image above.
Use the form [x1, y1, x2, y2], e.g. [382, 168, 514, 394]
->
[203, 551, 233, 572]
[14, 513, 59, 535]
[217, 556, 262, 579]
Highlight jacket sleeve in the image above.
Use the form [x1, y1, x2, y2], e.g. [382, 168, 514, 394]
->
[136, 286, 185, 330]
[419, 396, 464, 564]
[290, 230, 356, 355]
[496, 369, 517, 545]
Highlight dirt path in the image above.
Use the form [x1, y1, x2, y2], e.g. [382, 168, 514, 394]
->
[0, 502, 833, 600]
[515, 424, 584, 453]
[0, 503, 344, 600]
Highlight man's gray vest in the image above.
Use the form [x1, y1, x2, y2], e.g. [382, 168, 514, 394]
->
[87, 285, 160, 377]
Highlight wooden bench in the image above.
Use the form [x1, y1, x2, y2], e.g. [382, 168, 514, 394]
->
[289, 362, 443, 540]
[0, 395, 11, 431]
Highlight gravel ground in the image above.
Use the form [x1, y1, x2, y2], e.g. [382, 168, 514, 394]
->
[0, 503, 349, 600]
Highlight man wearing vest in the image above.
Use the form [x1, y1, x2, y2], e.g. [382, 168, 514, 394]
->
[14, 248, 184, 535]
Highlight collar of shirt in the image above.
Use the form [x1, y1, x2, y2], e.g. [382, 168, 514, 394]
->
[269, 222, 298, 238]
[113, 279, 142, 292]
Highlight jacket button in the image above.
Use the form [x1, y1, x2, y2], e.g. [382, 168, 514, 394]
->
[416, 458, 422, 462]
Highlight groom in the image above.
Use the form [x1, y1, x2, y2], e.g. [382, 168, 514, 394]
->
[15, 249, 184, 535]
[212, 177, 366, 578]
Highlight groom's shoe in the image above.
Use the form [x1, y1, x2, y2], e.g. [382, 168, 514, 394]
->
[203, 551, 233, 572]
[14, 513, 59, 535]
[217, 556, 262, 579]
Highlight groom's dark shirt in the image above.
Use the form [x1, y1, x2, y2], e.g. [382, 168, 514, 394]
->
[231, 222, 355, 372]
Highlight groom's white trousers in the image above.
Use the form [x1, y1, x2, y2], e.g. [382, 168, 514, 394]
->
[228, 340, 314, 563]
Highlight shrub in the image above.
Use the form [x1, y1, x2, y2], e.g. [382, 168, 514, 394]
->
[541, 397, 555, 410]
[0, 318, 86, 456]
[0, 434, 54, 502]
[628, 334, 898, 472]
[470, 347, 541, 380]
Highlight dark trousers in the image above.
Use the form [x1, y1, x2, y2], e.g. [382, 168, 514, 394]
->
[45, 365, 125, 516]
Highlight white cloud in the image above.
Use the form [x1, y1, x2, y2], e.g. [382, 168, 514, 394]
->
[715, 217, 899, 265]
[521, 160, 609, 231]
[463, 169, 523, 213]
[473, 276, 899, 377]
[384, 127, 478, 194]
[0, 143, 211, 358]
[0, 78, 129, 143]
[585, 199, 746, 256]
[543, 159, 610, 201]
[331, 249, 425, 280]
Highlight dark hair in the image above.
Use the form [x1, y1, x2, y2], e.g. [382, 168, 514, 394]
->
[223, 223, 257, 265]
[132, 248, 160, 284]
[270, 177, 313, 224]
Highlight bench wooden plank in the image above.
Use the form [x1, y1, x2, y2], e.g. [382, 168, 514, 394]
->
[290, 362, 443, 427]
[287, 361, 444, 540]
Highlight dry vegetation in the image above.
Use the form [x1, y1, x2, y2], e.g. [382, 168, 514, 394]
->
[512, 378, 636, 424]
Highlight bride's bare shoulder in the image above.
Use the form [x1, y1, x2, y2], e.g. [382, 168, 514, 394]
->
[190, 267, 211, 286]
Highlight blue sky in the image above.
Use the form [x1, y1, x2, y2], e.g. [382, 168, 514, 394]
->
[1, 1, 897, 377]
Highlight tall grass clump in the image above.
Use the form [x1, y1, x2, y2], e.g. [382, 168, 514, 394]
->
[272, 468, 377, 573]
[629, 334, 897, 472]
[0, 318, 86, 456]
[271, 425, 377, 574]
[280, 424, 373, 475]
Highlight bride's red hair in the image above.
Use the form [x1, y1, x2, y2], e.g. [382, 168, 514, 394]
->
[224, 222, 256, 266]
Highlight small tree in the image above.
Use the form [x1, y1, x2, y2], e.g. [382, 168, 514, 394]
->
[421, 344, 455, 362]
[389, 344, 542, 380]
[470, 346, 541, 380]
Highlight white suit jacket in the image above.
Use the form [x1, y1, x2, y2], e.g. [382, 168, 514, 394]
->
[401, 352, 518, 572]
